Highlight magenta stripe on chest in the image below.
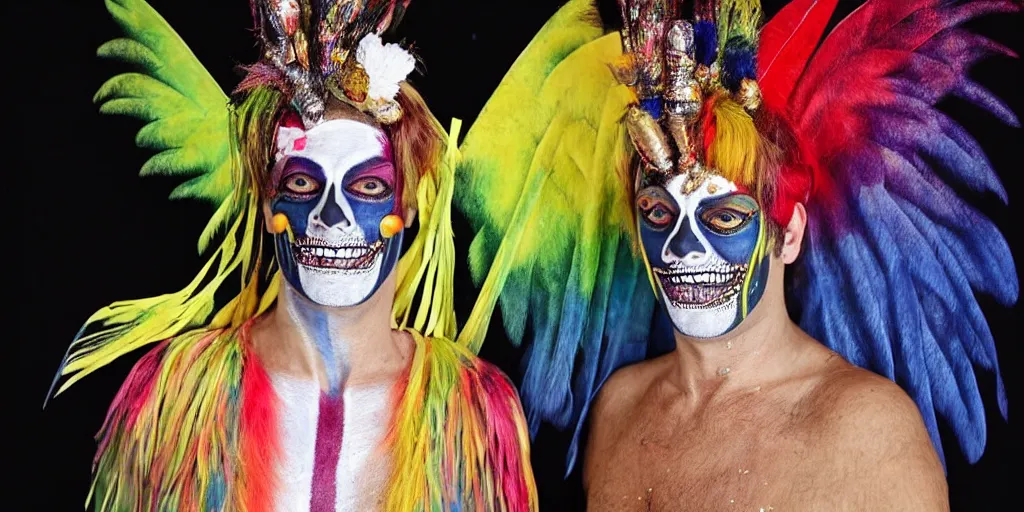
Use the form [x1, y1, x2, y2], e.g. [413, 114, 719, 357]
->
[310, 392, 344, 512]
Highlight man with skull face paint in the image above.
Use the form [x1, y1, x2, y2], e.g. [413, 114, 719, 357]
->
[46, 1, 538, 511]
[581, 1, 1015, 509]
[636, 173, 769, 339]
[451, 0, 1018, 509]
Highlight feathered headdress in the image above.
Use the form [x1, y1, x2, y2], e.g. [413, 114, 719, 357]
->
[614, 0, 764, 192]
[48, 0, 450, 403]
[454, 0, 1019, 474]
[248, 0, 415, 127]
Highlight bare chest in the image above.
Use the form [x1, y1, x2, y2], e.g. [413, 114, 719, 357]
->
[272, 375, 394, 512]
[588, 398, 838, 511]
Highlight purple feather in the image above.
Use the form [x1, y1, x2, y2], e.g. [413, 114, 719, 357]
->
[234, 63, 291, 94]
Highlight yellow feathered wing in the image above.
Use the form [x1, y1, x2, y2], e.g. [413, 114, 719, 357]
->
[453, 0, 661, 472]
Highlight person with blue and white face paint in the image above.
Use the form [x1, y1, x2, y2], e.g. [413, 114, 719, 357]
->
[47, 2, 538, 510]
[637, 173, 769, 339]
[269, 114, 406, 309]
[442, 0, 1017, 509]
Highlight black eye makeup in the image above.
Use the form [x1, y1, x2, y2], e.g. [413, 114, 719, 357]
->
[698, 194, 759, 235]
[637, 186, 680, 229]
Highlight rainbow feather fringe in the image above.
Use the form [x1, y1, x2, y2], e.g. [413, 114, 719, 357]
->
[90, 324, 279, 512]
[80, 116, 537, 510]
[386, 331, 537, 512]
[91, 323, 537, 512]
[389, 118, 538, 511]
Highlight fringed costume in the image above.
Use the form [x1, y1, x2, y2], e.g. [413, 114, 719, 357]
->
[455, 0, 1018, 476]
[48, 1, 538, 511]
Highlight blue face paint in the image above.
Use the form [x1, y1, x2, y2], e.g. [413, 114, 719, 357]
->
[637, 174, 769, 338]
[270, 119, 403, 308]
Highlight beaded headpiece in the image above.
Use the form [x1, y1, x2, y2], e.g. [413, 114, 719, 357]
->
[613, 0, 763, 193]
[253, 0, 415, 127]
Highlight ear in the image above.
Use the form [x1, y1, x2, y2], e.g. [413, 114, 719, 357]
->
[780, 202, 807, 264]
[403, 205, 418, 228]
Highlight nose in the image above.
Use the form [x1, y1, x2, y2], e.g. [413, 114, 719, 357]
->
[666, 217, 708, 264]
[314, 187, 351, 229]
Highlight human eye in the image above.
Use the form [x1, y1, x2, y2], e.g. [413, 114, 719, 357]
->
[346, 176, 393, 200]
[699, 195, 758, 235]
[281, 173, 321, 196]
[638, 194, 677, 229]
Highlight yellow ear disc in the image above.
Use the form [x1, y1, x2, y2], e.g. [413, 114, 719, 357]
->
[270, 213, 290, 234]
[379, 214, 404, 238]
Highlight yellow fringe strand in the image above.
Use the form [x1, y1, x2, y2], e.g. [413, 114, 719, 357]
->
[741, 210, 767, 318]
[392, 118, 462, 342]
[52, 189, 268, 397]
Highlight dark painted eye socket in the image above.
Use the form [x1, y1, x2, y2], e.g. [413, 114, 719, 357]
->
[346, 176, 393, 200]
[638, 195, 677, 228]
[281, 173, 321, 196]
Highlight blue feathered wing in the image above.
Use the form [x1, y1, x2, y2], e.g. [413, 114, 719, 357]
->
[786, 0, 1019, 465]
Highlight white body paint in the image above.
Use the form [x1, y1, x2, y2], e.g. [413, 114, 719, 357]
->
[271, 374, 393, 512]
[277, 120, 388, 307]
[660, 174, 742, 338]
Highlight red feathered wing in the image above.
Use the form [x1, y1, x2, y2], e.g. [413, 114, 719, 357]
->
[782, 0, 1020, 466]
[757, 0, 839, 112]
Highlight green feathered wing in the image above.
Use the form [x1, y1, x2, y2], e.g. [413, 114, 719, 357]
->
[47, 0, 264, 401]
[94, 0, 233, 252]
[455, 0, 661, 473]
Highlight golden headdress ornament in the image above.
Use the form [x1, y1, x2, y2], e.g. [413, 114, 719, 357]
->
[613, 0, 763, 193]
[253, 0, 415, 127]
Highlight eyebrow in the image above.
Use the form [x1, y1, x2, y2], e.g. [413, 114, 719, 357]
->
[698, 192, 759, 210]
[639, 173, 667, 189]
[345, 156, 395, 182]
[637, 186, 680, 212]
[275, 156, 326, 183]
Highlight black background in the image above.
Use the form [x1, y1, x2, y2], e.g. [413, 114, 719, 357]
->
[15, 1, 1021, 510]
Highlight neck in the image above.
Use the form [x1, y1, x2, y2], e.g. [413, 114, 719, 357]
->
[259, 270, 408, 394]
[667, 264, 811, 398]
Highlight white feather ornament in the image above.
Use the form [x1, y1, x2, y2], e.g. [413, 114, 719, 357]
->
[356, 33, 415, 101]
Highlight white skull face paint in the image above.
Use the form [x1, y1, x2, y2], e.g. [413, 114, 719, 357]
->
[270, 119, 402, 307]
[637, 173, 768, 338]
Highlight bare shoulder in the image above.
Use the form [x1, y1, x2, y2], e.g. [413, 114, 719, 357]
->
[583, 355, 671, 483]
[811, 363, 930, 448]
[804, 359, 948, 510]
[590, 354, 671, 425]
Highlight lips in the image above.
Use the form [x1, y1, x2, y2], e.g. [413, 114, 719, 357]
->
[292, 236, 384, 271]
[654, 263, 748, 308]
